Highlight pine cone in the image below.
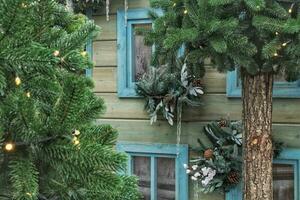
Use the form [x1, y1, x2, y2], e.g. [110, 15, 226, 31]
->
[204, 149, 214, 159]
[227, 171, 240, 184]
[218, 119, 227, 127]
[192, 79, 203, 87]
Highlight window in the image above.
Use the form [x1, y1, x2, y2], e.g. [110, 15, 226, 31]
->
[226, 149, 300, 200]
[117, 9, 153, 97]
[117, 142, 189, 200]
[227, 70, 300, 98]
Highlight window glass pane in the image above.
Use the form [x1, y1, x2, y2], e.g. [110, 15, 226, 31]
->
[133, 156, 151, 200]
[274, 69, 290, 84]
[157, 157, 176, 200]
[132, 24, 152, 82]
[273, 163, 294, 200]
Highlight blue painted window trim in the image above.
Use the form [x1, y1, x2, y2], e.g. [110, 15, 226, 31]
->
[116, 142, 189, 200]
[117, 8, 153, 98]
[85, 8, 93, 77]
[226, 148, 300, 200]
[227, 70, 300, 98]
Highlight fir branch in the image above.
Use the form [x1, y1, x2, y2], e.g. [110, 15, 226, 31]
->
[0, 3, 18, 43]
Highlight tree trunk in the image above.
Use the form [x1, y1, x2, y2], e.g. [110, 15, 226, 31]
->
[242, 70, 274, 200]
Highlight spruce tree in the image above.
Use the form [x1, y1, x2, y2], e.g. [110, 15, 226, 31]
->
[0, 1, 140, 199]
[145, 0, 300, 199]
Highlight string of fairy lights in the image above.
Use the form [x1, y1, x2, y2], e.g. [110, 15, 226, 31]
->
[273, 2, 297, 57]
[2, 49, 87, 153]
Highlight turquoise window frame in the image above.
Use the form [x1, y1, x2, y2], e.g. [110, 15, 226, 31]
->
[85, 8, 93, 77]
[116, 142, 189, 200]
[226, 148, 300, 200]
[227, 70, 300, 98]
[117, 8, 152, 97]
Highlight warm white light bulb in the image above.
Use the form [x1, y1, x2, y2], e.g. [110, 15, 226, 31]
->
[15, 76, 21, 86]
[73, 129, 80, 136]
[53, 50, 60, 57]
[5, 143, 14, 151]
[81, 51, 87, 57]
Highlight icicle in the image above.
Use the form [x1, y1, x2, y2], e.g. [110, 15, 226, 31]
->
[194, 181, 200, 199]
[176, 98, 183, 157]
[124, 0, 128, 26]
[106, 0, 110, 21]
[66, 0, 74, 12]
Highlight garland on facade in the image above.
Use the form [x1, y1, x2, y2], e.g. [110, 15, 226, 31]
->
[136, 61, 204, 125]
[186, 119, 283, 193]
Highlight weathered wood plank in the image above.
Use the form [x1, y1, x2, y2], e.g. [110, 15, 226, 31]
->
[97, 119, 300, 149]
[93, 67, 117, 92]
[91, 66, 226, 93]
[93, 0, 150, 15]
[94, 15, 116, 41]
[93, 41, 117, 66]
[203, 68, 226, 93]
[97, 93, 300, 123]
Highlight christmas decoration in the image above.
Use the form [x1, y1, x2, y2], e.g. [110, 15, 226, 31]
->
[192, 79, 202, 87]
[218, 118, 227, 127]
[227, 170, 240, 184]
[106, 0, 110, 21]
[4, 143, 14, 152]
[53, 50, 60, 57]
[26, 92, 31, 98]
[72, 129, 81, 136]
[72, 136, 80, 145]
[136, 62, 204, 125]
[203, 148, 213, 159]
[0, 1, 140, 199]
[186, 119, 283, 193]
[15, 76, 21, 86]
[81, 51, 87, 57]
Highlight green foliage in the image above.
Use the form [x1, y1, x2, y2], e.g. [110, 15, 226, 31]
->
[58, 0, 105, 13]
[189, 119, 243, 193]
[10, 158, 39, 200]
[0, 1, 140, 199]
[189, 119, 283, 193]
[136, 63, 203, 125]
[146, 0, 300, 80]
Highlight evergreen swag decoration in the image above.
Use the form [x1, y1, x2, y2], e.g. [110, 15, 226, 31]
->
[136, 62, 204, 125]
[186, 119, 283, 193]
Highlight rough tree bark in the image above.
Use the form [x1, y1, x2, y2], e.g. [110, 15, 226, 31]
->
[242, 70, 274, 200]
